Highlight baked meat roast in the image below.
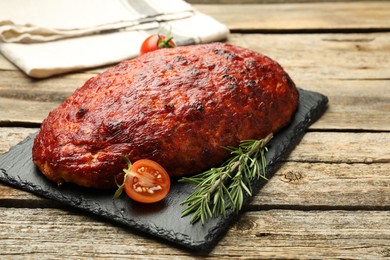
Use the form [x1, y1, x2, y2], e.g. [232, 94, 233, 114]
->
[32, 43, 299, 189]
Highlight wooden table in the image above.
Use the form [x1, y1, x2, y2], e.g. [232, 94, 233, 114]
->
[1, 1, 389, 258]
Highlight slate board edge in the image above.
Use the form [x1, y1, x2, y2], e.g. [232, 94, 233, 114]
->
[0, 88, 328, 252]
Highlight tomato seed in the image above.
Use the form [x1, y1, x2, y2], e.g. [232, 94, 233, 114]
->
[155, 185, 162, 190]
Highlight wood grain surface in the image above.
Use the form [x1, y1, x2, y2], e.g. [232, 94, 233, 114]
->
[194, 2, 390, 31]
[0, 1, 389, 259]
[0, 208, 388, 258]
[2, 32, 389, 129]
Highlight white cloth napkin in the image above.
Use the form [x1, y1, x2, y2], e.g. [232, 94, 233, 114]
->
[0, 0, 229, 78]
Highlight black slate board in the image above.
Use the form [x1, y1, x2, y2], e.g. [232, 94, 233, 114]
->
[0, 88, 327, 252]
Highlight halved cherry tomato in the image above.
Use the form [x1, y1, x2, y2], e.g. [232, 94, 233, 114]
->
[140, 34, 176, 55]
[124, 159, 170, 203]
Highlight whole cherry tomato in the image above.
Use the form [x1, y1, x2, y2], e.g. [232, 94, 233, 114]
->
[140, 34, 176, 55]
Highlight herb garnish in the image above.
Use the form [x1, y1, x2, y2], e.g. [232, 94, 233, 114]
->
[180, 133, 273, 224]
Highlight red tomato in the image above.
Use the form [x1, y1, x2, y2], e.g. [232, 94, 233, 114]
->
[124, 159, 170, 203]
[140, 34, 176, 55]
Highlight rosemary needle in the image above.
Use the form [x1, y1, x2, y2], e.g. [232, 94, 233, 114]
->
[180, 133, 273, 224]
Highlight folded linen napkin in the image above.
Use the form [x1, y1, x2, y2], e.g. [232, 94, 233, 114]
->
[0, 0, 229, 78]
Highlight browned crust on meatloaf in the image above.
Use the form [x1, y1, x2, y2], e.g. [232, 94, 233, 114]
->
[32, 42, 299, 189]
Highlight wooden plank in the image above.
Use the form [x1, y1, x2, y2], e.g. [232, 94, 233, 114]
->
[289, 132, 390, 164]
[194, 1, 390, 31]
[0, 208, 388, 258]
[227, 33, 390, 81]
[1, 2, 390, 72]
[252, 162, 390, 208]
[224, 210, 390, 259]
[1, 128, 389, 165]
[2, 76, 389, 130]
[228, 33, 390, 131]
[297, 79, 390, 131]
[0, 70, 93, 95]
[0, 70, 94, 125]
[1, 33, 389, 130]
[1, 128, 389, 208]
[0, 127, 37, 154]
[0, 127, 47, 204]
[2, 161, 389, 209]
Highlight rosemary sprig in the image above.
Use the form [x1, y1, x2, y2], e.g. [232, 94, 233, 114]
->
[179, 133, 273, 224]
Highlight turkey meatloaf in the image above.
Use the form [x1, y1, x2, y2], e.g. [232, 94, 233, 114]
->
[32, 42, 299, 189]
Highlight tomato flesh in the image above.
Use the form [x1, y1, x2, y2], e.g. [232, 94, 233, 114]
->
[124, 159, 170, 203]
[140, 34, 176, 55]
